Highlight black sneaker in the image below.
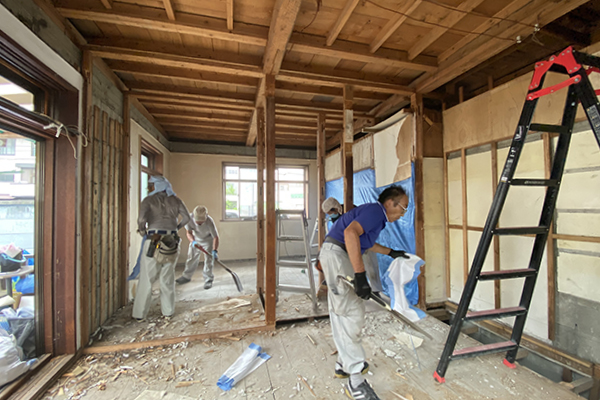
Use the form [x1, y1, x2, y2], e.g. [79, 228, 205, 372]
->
[176, 276, 191, 285]
[334, 361, 369, 379]
[204, 281, 213, 289]
[344, 380, 380, 400]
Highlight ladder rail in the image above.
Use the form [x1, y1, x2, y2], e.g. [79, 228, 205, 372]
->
[435, 85, 545, 378]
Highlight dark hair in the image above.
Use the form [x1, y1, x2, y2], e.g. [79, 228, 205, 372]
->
[378, 185, 407, 204]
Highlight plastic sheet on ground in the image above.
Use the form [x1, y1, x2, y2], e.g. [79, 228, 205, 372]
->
[382, 255, 426, 322]
[217, 343, 271, 391]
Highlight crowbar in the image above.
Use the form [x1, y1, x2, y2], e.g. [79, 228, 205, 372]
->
[194, 243, 243, 292]
[337, 275, 432, 340]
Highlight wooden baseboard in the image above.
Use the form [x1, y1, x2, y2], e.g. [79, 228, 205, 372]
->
[6, 354, 76, 400]
[82, 324, 275, 354]
[444, 300, 595, 376]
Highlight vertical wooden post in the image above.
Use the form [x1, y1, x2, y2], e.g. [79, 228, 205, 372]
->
[343, 85, 354, 212]
[91, 106, 101, 332]
[120, 95, 131, 307]
[411, 93, 426, 308]
[42, 139, 55, 354]
[256, 106, 266, 296]
[80, 50, 93, 347]
[458, 86, 464, 103]
[317, 112, 326, 247]
[461, 148, 469, 284]
[264, 75, 277, 325]
[443, 151, 450, 299]
[543, 132, 556, 340]
[100, 111, 110, 325]
[491, 142, 501, 309]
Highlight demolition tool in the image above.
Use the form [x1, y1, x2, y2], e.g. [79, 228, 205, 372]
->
[194, 243, 243, 292]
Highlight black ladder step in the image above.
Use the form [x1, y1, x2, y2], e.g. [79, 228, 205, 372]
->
[465, 306, 527, 322]
[529, 123, 569, 134]
[479, 268, 537, 281]
[451, 340, 518, 360]
[509, 178, 559, 187]
[493, 226, 548, 235]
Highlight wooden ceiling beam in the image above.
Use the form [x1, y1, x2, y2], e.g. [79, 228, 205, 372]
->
[100, 0, 112, 10]
[131, 93, 255, 111]
[368, 94, 409, 118]
[438, 0, 534, 64]
[130, 97, 169, 138]
[226, 0, 234, 30]
[143, 102, 253, 116]
[275, 81, 390, 101]
[162, 0, 175, 20]
[162, 121, 248, 131]
[263, 0, 302, 75]
[370, 0, 422, 53]
[290, 32, 437, 72]
[125, 82, 255, 105]
[326, 0, 360, 46]
[408, 0, 485, 61]
[152, 111, 250, 123]
[87, 44, 263, 78]
[107, 61, 259, 88]
[57, 7, 267, 46]
[276, 118, 339, 130]
[57, 6, 437, 72]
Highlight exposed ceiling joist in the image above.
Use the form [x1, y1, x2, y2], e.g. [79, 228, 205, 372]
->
[414, 0, 589, 93]
[275, 81, 390, 101]
[130, 97, 169, 138]
[162, 0, 175, 20]
[368, 94, 409, 118]
[226, 0, 233, 30]
[125, 83, 255, 105]
[408, 0, 485, 61]
[133, 95, 255, 111]
[263, 0, 302, 75]
[151, 110, 250, 123]
[326, 0, 360, 46]
[100, 0, 112, 10]
[369, 0, 422, 53]
[87, 45, 263, 78]
[58, 7, 437, 72]
[437, 0, 531, 63]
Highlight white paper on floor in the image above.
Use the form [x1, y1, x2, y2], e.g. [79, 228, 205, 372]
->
[194, 298, 252, 313]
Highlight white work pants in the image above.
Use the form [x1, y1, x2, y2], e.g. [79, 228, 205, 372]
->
[182, 241, 214, 283]
[132, 239, 180, 319]
[320, 242, 366, 375]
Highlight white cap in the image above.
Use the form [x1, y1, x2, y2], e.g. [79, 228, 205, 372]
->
[193, 206, 208, 222]
[322, 197, 342, 214]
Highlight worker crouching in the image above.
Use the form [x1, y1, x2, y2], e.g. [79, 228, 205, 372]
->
[133, 176, 190, 321]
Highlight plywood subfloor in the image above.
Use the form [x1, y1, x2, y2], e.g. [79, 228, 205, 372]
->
[47, 309, 581, 399]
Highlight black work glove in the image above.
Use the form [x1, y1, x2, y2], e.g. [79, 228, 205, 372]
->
[389, 249, 409, 259]
[353, 272, 371, 300]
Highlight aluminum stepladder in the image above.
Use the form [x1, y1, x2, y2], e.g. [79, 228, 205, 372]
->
[434, 46, 600, 383]
[275, 209, 318, 310]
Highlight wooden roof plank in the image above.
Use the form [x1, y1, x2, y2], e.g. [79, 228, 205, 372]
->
[326, 0, 361, 46]
[263, 0, 302, 75]
[227, 0, 234, 30]
[407, 0, 486, 60]
[369, 0, 423, 53]
[100, 0, 113, 10]
[437, 0, 531, 63]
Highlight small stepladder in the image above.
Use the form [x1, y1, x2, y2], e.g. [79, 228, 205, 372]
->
[275, 209, 318, 310]
[434, 46, 600, 383]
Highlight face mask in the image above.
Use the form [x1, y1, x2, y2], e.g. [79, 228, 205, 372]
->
[329, 213, 340, 222]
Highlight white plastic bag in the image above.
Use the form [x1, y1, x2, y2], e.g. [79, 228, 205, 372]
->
[217, 343, 270, 391]
[0, 327, 33, 386]
[382, 254, 426, 322]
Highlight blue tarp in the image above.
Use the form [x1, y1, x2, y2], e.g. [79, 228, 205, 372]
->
[325, 166, 419, 305]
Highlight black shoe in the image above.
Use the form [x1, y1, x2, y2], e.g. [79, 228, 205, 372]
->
[204, 281, 213, 289]
[345, 380, 380, 400]
[334, 362, 369, 379]
[176, 276, 191, 285]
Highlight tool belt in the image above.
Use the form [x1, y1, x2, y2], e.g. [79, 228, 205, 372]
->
[147, 233, 180, 264]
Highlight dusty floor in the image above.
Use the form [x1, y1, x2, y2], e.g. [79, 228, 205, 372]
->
[44, 307, 581, 400]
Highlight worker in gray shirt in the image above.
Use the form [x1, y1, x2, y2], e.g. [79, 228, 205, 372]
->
[176, 205, 220, 289]
[133, 176, 190, 321]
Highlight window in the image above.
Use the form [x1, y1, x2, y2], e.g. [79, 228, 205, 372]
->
[223, 164, 308, 220]
[140, 140, 163, 201]
[0, 138, 15, 155]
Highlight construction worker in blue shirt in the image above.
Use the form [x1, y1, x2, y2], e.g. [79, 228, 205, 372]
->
[319, 185, 409, 400]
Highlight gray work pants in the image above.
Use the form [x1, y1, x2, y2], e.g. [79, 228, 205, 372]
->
[182, 241, 214, 283]
[363, 250, 383, 293]
[132, 239, 180, 319]
[320, 242, 366, 375]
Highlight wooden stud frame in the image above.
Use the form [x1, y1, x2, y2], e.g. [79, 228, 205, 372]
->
[256, 106, 265, 296]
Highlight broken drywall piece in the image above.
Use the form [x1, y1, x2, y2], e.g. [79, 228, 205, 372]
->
[133, 390, 195, 400]
[194, 298, 252, 313]
[396, 332, 423, 349]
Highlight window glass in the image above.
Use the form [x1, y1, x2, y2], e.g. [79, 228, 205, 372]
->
[141, 154, 149, 168]
[0, 76, 34, 111]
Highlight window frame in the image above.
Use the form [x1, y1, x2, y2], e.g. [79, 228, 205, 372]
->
[222, 163, 309, 221]
[140, 139, 163, 201]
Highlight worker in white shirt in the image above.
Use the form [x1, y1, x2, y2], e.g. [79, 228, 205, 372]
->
[133, 176, 190, 321]
[176, 206, 220, 289]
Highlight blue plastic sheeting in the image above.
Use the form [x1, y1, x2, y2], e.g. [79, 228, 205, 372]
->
[324, 166, 418, 305]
